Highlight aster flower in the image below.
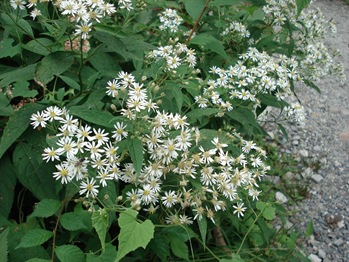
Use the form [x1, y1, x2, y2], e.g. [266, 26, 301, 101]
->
[79, 178, 99, 198]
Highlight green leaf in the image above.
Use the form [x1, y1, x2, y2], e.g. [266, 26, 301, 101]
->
[60, 212, 87, 231]
[220, 254, 245, 262]
[149, 235, 169, 262]
[115, 209, 155, 262]
[189, 33, 230, 59]
[259, 94, 288, 108]
[1, 13, 34, 38]
[0, 38, 21, 58]
[58, 75, 81, 90]
[209, 0, 240, 6]
[30, 199, 61, 219]
[295, 0, 311, 16]
[0, 103, 45, 159]
[26, 259, 51, 262]
[12, 81, 38, 98]
[0, 64, 36, 87]
[16, 229, 52, 249]
[13, 142, 59, 200]
[127, 137, 143, 179]
[22, 38, 53, 56]
[89, 53, 122, 78]
[263, 206, 276, 220]
[303, 79, 321, 94]
[68, 108, 114, 128]
[185, 0, 206, 21]
[0, 93, 14, 117]
[187, 108, 222, 123]
[0, 156, 16, 219]
[305, 220, 314, 238]
[197, 216, 207, 248]
[170, 236, 189, 261]
[86, 243, 117, 262]
[0, 228, 9, 261]
[55, 245, 85, 262]
[35, 51, 75, 86]
[92, 209, 109, 251]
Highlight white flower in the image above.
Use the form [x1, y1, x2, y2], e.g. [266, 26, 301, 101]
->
[79, 178, 99, 198]
[233, 202, 247, 218]
[10, 0, 26, 10]
[112, 122, 128, 141]
[53, 163, 72, 184]
[75, 22, 92, 39]
[30, 111, 48, 129]
[42, 147, 63, 162]
[91, 128, 109, 146]
[43, 106, 63, 122]
[161, 190, 179, 208]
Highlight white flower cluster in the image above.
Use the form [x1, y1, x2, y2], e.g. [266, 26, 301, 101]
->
[31, 72, 269, 223]
[10, 0, 118, 39]
[263, 0, 345, 83]
[195, 47, 298, 110]
[159, 8, 183, 33]
[221, 21, 250, 39]
[148, 40, 197, 71]
[284, 102, 306, 125]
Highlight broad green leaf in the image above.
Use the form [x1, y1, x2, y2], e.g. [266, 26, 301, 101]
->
[262, 206, 276, 220]
[92, 209, 109, 251]
[55, 245, 85, 262]
[259, 94, 288, 108]
[68, 108, 114, 128]
[185, 0, 206, 21]
[197, 216, 207, 248]
[209, 0, 241, 6]
[0, 156, 16, 218]
[26, 259, 51, 262]
[35, 51, 75, 86]
[115, 209, 155, 262]
[0, 228, 9, 261]
[187, 108, 222, 123]
[0, 64, 36, 87]
[58, 75, 81, 90]
[1, 13, 34, 37]
[170, 236, 189, 261]
[13, 142, 59, 200]
[189, 33, 229, 59]
[60, 212, 87, 231]
[16, 229, 52, 249]
[0, 103, 45, 159]
[29, 199, 61, 218]
[220, 254, 245, 262]
[86, 243, 117, 262]
[89, 53, 122, 77]
[0, 93, 14, 116]
[149, 235, 169, 262]
[12, 81, 38, 98]
[0, 37, 21, 58]
[303, 79, 321, 94]
[296, 0, 311, 16]
[22, 38, 53, 56]
[127, 137, 143, 179]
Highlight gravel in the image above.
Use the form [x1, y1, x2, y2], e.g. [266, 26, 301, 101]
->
[265, 0, 349, 261]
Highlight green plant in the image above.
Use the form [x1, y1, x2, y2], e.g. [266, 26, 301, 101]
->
[0, 0, 344, 261]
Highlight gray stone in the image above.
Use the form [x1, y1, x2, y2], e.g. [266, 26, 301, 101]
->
[318, 249, 326, 259]
[313, 145, 322, 151]
[275, 191, 288, 204]
[311, 174, 324, 183]
[299, 149, 309, 157]
[333, 238, 344, 247]
[308, 254, 322, 262]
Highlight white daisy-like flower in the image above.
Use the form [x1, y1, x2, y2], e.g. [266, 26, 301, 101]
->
[79, 178, 99, 198]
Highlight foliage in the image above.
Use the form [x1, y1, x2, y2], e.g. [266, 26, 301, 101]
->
[0, 0, 344, 261]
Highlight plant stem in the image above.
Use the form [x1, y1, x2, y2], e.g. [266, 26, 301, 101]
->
[51, 200, 65, 262]
[185, 0, 211, 45]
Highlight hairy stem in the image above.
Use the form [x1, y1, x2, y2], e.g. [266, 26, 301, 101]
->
[51, 200, 65, 262]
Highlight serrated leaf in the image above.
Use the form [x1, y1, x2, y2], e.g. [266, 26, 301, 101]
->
[187, 108, 222, 123]
[0, 228, 9, 261]
[89, 53, 122, 77]
[189, 34, 229, 59]
[35, 51, 75, 86]
[60, 212, 87, 231]
[58, 75, 81, 90]
[149, 235, 169, 262]
[127, 137, 143, 179]
[92, 209, 109, 251]
[29, 199, 61, 218]
[0, 103, 45, 159]
[1, 13, 34, 37]
[170, 236, 189, 261]
[16, 229, 52, 249]
[185, 0, 206, 21]
[55, 245, 85, 262]
[115, 209, 154, 262]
